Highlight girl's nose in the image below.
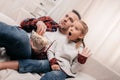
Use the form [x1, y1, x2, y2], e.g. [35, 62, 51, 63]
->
[70, 28, 73, 31]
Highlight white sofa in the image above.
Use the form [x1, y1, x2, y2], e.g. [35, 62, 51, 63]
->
[0, 13, 120, 80]
[0, 13, 18, 25]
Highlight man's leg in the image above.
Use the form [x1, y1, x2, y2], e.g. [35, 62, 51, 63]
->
[0, 59, 51, 73]
[18, 59, 51, 73]
[0, 22, 31, 59]
[0, 61, 19, 70]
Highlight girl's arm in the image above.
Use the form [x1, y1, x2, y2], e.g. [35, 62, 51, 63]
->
[71, 47, 91, 73]
[47, 41, 58, 67]
[78, 47, 91, 64]
[47, 41, 60, 70]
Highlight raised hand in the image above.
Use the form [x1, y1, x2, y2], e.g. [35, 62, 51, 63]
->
[79, 47, 91, 58]
[36, 21, 47, 35]
[78, 47, 91, 64]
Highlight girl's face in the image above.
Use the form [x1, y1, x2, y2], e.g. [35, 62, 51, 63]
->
[67, 21, 83, 41]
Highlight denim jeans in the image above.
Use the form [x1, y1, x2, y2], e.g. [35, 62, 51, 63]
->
[19, 59, 68, 80]
[0, 22, 31, 59]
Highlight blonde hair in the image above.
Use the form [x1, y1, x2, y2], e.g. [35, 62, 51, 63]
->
[80, 20, 88, 37]
[76, 20, 88, 48]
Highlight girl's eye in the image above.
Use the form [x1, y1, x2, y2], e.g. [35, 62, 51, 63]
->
[75, 27, 79, 30]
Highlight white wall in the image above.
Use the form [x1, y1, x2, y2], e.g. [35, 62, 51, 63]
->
[75, 0, 120, 74]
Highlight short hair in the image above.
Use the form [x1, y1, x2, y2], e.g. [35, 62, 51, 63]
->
[72, 9, 81, 20]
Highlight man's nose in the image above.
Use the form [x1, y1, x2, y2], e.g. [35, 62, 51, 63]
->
[64, 17, 69, 22]
[64, 19, 67, 22]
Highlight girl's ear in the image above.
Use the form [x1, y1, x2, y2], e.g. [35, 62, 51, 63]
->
[78, 34, 84, 39]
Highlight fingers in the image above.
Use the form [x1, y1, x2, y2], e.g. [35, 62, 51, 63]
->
[84, 47, 91, 56]
[79, 47, 92, 57]
[36, 21, 42, 33]
[39, 23, 47, 35]
[51, 64, 60, 70]
[36, 21, 47, 35]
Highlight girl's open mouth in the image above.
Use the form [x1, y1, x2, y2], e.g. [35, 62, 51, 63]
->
[68, 32, 72, 36]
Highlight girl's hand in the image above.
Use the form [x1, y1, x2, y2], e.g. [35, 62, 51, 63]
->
[51, 64, 60, 70]
[78, 47, 91, 64]
[79, 47, 91, 58]
[36, 21, 47, 35]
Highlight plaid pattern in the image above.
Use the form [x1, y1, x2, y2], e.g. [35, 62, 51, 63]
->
[20, 16, 59, 32]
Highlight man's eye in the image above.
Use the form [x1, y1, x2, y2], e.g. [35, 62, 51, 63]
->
[69, 18, 73, 23]
[66, 15, 68, 17]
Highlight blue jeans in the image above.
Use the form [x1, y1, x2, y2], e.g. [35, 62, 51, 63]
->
[0, 22, 31, 59]
[19, 59, 68, 80]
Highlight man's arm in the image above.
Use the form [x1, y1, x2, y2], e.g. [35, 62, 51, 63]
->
[20, 16, 59, 32]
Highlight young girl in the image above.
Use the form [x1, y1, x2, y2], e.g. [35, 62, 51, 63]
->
[0, 20, 91, 80]
[45, 20, 91, 80]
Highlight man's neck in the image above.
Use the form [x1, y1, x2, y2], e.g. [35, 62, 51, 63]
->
[59, 27, 68, 35]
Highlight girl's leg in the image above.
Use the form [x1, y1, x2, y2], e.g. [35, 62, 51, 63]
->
[0, 61, 19, 70]
[0, 22, 31, 59]
[40, 70, 67, 80]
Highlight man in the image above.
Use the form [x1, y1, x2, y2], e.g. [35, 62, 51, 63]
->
[0, 20, 91, 80]
[20, 9, 81, 59]
[0, 10, 91, 80]
[20, 9, 81, 36]
[0, 9, 81, 60]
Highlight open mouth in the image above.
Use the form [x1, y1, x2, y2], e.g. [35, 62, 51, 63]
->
[68, 32, 72, 36]
[61, 21, 65, 26]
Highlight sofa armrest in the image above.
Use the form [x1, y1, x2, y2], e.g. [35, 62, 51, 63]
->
[0, 13, 18, 25]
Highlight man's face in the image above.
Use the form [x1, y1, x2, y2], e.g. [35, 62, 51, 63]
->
[59, 11, 79, 29]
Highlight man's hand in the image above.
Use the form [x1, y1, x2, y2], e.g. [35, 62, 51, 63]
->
[36, 21, 47, 35]
[51, 64, 60, 70]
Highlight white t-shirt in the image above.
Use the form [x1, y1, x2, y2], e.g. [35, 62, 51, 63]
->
[47, 37, 84, 77]
[44, 30, 66, 44]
